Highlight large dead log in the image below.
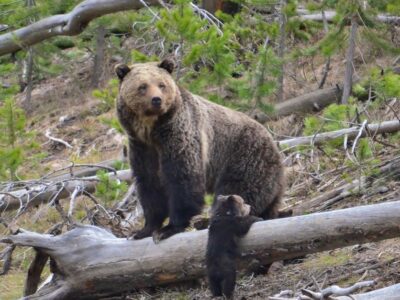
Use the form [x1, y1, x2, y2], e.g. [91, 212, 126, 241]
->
[279, 120, 400, 149]
[0, 0, 159, 57]
[2, 200, 400, 299]
[267, 85, 342, 120]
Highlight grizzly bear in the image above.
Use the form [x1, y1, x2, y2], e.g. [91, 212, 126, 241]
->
[206, 194, 262, 299]
[115, 59, 284, 242]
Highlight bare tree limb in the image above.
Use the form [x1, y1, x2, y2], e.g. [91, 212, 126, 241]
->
[45, 129, 73, 149]
[0, 170, 132, 212]
[0, 0, 160, 57]
[302, 280, 375, 299]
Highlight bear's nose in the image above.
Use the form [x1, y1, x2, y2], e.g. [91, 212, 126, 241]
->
[151, 97, 162, 107]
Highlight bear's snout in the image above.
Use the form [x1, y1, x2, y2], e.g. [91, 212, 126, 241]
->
[151, 97, 162, 108]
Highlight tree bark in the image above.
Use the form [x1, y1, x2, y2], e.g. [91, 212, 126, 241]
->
[277, 0, 286, 102]
[341, 15, 358, 104]
[278, 120, 400, 149]
[2, 200, 400, 299]
[0, 0, 159, 57]
[91, 25, 106, 88]
[269, 85, 342, 120]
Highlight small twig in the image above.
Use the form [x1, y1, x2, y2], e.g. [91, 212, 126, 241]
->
[139, 0, 160, 20]
[351, 119, 368, 154]
[45, 129, 73, 149]
[68, 184, 83, 219]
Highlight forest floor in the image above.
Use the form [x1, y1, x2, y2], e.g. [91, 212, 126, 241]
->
[1, 41, 400, 299]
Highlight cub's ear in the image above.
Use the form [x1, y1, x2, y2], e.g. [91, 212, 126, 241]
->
[227, 195, 236, 202]
[115, 64, 131, 81]
[158, 58, 175, 74]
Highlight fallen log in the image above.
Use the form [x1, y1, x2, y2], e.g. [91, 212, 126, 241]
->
[2, 200, 400, 299]
[0, 169, 132, 212]
[278, 120, 400, 149]
[250, 85, 342, 122]
[266, 85, 342, 120]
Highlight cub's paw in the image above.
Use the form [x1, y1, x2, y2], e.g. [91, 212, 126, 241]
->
[152, 225, 184, 243]
[131, 227, 153, 240]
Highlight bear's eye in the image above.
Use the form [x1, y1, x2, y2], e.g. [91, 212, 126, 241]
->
[138, 84, 147, 93]
[159, 83, 166, 90]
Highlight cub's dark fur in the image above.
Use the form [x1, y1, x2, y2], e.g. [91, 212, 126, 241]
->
[115, 59, 284, 242]
[206, 195, 261, 299]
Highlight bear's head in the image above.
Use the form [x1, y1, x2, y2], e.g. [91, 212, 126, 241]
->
[210, 195, 251, 218]
[115, 59, 178, 117]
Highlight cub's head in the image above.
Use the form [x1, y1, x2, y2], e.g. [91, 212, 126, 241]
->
[115, 59, 178, 117]
[211, 195, 251, 218]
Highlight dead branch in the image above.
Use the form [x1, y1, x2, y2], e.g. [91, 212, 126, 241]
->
[297, 9, 400, 25]
[279, 120, 400, 149]
[0, 0, 160, 56]
[2, 200, 400, 299]
[0, 169, 132, 212]
[293, 156, 400, 214]
[270, 283, 400, 300]
[44, 130, 73, 149]
[302, 280, 375, 299]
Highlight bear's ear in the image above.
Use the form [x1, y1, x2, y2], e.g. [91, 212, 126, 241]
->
[158, 59, 175, 74]
[115, 64, 131, 81]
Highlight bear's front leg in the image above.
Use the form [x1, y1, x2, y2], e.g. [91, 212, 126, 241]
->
[153, 148, 206, 242]
[129, 139, 168, 239]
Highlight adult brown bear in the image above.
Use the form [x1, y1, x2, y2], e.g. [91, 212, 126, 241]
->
[115, 59, 284, 242]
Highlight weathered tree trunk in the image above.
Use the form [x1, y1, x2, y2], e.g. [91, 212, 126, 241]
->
[277, 0, 286, 102]
[341, 15, 358, 104]
[318, 10, 331, 89]
[22, 0, 36, 113]
[269, 85, 342, 120]
[2, 201, 400, 299]
[91, 25, 106, 88]
[278, 120, 400, 149]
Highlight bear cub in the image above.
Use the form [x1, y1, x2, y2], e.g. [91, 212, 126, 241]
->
[206, 195, 262, 299]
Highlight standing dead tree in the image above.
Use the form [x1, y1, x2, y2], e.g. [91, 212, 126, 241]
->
[1, 200, 400, 299]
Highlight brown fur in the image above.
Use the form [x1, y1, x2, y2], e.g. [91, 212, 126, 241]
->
[115, 59, 285, 241]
